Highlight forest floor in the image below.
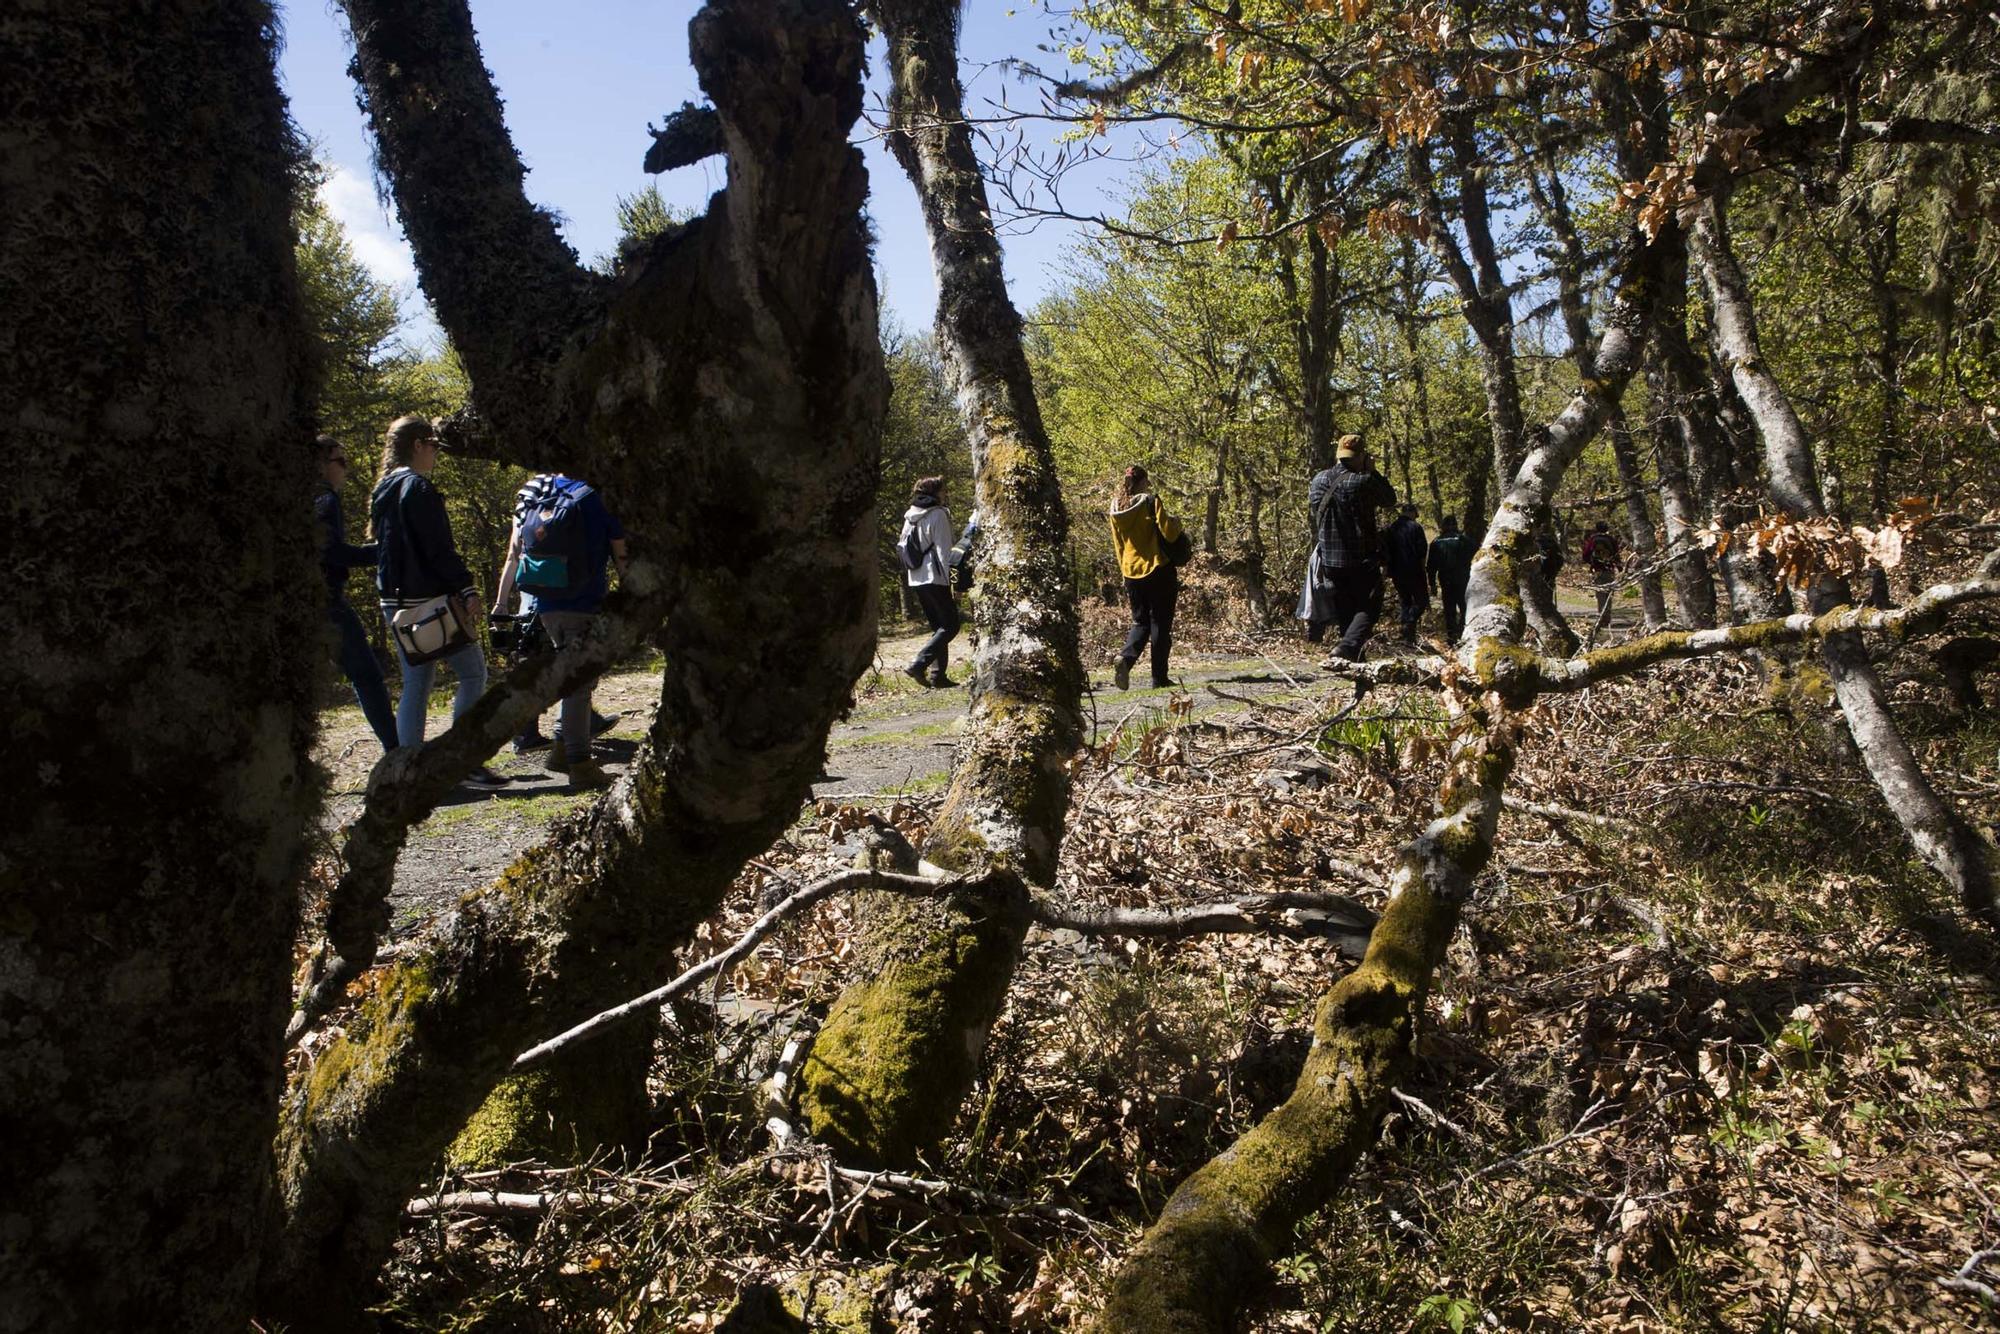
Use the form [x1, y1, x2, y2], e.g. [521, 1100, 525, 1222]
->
[313, 581, 2000, 1333]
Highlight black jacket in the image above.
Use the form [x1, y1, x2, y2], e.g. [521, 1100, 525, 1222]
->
[1428, 532, 1476, 591]
[315, 483, 377, 602]
[1384, 516, 1428, 580]
[371, 469, 475, 606]
[1307, 460, 1398, 571]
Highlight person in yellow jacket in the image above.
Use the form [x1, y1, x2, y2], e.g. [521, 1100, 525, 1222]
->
[1107, 464, 1186, 690]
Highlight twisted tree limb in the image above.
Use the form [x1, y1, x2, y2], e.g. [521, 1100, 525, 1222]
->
[262, 2, 885, 1323]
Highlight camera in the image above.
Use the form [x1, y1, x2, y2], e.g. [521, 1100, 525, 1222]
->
[488, 612, 544, 656]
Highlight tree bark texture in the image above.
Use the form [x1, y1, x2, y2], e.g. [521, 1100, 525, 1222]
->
[1097, 231, 1666, 1334]
[0, 4, 319, 1329]
[1693, 193, 2000, 928]
[264, 0, 887, 1320]
[798, 0, 1087, 1168]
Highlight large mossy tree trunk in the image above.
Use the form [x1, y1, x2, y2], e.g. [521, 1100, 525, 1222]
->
[262, 0, 886, 1323]
[797, 0, 1086, 1168]
[0, 3, 320, 1328]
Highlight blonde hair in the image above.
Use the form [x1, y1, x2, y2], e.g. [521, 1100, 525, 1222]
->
[378, 414, 433, 476]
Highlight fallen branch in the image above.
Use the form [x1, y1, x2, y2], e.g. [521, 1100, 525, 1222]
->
[1940, 1246, 2000, 1305]
[518, 868, 1384, 1071]
[513, 865, 957, 1071]
[1502, 795, 1642, 837]
[404, 1188, 619, 1219]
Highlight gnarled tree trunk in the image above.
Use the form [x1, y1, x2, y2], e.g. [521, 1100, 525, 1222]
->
[1693, 192, 2000, 928]
[797, 0, 1086, 1167]
[0, 3, 319, 1327]
[262, 0, 886, 1322]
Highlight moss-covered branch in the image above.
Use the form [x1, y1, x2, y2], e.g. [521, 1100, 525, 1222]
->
[799, 0, 1085, 1168]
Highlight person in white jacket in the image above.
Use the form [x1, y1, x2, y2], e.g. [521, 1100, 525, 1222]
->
[899, 476, 960, 687]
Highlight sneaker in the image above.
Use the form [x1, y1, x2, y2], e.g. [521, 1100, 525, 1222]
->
[512, 729, 551, 755]
[589, 710, 620, 738]
[1113, 658, 1131, 691]
[462, 765, 511, 790]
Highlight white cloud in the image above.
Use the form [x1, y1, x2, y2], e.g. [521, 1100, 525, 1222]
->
[318, 164, 420, 291]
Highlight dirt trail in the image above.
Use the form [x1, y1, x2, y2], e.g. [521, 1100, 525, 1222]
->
[309, 624, 1468, 933]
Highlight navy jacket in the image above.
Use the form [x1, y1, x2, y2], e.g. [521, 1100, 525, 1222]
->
[315, 483, 377, 602]
[1384, 516, 1428, 581]
[1307, 460, 1397, 571]
[371, 469, 476, 606]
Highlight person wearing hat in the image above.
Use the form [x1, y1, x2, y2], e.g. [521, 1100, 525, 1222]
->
[1301, 433, 1398, 660]
[1384, 503, 1430, 643]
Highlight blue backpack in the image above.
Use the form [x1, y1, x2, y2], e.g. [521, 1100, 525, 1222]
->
[516, 480, 592, 596]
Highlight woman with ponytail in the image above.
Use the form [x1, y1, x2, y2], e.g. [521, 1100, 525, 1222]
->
[1106, 465, 1185, 690]
[370, 415, 508, 787]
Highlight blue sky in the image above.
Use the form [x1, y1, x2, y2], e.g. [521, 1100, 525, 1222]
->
[276, 0, 1141, 346]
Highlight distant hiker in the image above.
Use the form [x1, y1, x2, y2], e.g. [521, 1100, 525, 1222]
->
[314, 434, 397, 754]
[1107, 464, 1187, 689]
[495, 473, 628, 787]
[898, 476, 960, 688]
[1428, 515, 1476, 643]
[1582, 519, 1622, 620]
[1384, 504, 1430, 644]
[1301, 433, 1397, 661]
[1537, 527, 1565, 585]
[371, 414, 508, 789]
[495, 473, 618, 757]
[950, 510, 981, 594]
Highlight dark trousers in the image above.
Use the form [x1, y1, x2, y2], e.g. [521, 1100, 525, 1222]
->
[1309, 564, 1383, 660]
[1391, 569, 1429, 636]
[911, 583, 960, 680]
[1438, 579, 1468, 642]
[1120, 566, 1179, 686]
[328, 599, 398, 752]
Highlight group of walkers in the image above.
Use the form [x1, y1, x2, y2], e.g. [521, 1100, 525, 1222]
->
[315, 416, 626, 790]
[319, 418, 1630, 776]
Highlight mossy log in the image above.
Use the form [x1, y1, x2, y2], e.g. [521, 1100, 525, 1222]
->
[1096, 723, 1515, 1333]
[799, 0, 1084, 1166]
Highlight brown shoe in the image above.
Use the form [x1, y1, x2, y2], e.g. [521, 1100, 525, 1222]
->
[564, 757, 613, 789]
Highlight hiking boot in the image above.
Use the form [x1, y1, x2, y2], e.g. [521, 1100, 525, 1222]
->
[544, 747, 591, 775]
[903, 662, 929, 687]
[512, 728, 551, 755]
[1151, 677, 1173, 690]
[564, 757, 613, 790]
[1113, 658, 1132, 691]
[462, 765, 511, 790]
[928, 672, 952, 688]
[589, 710, 619, 738]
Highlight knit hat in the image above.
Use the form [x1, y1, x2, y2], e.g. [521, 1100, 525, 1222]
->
[1336, 433, 1365, 458]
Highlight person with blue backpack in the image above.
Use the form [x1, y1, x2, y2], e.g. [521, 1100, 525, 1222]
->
[495, 471, 628, 787]
[496, 474, 619, 756]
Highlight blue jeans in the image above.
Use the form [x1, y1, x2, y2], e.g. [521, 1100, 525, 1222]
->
[329, 600, 398, 752]
[383, 608, 487, 748]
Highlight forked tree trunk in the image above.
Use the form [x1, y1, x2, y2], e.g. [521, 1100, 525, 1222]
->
[797, 0, 1086, 1167]
[0, 4, 320, 1327]
[263, 1, 886, 1322]
[1692, 194, 2000, 928]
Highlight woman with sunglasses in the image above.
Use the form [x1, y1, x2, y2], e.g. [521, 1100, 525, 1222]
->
[315, 434, 397, 754]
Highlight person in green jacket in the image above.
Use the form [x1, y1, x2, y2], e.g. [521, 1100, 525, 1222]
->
[1428, 515, 1477, 643]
